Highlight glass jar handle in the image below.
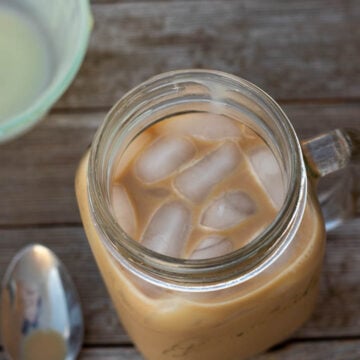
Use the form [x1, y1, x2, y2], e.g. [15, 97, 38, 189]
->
[302, 129, 359, 230]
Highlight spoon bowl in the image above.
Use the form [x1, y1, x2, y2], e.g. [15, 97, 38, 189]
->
[1, 244, 83, 360]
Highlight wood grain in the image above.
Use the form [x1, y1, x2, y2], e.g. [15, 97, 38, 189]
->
[79, 347, 143, 360]
[1, 340, 360, 360]
[57, 0, 360, 109]
[0, 103, 359, 226]
[0, 220, 359, 346]
[255, 340, 360, 360]
[75, 341, 360, 360]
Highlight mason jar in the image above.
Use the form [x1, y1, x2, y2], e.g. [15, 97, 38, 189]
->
[75, 70, 357, 360]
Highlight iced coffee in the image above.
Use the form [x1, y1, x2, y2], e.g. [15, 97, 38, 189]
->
[112, 113, 282, 259]
[76, 112, 325, 360]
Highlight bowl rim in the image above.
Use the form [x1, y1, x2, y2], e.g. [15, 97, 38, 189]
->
[0, 0, 92, 140]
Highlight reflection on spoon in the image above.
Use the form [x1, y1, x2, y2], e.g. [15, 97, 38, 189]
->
[1, 244, 83, 360]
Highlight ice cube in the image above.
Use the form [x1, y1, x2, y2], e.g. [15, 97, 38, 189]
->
[201, 190, 256, 230]
[159, 113, 241, 141]
[248, 146, 285, 209]
[175, 142, 241, 202]
[111, 185, 137, 238]
[141, 201, 191, 257]
[135, 136, 196, 183]
[113, 130, 154, 179]
[189, 236, 233, 259]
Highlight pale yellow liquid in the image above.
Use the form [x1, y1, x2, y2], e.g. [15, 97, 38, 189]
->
[0, 2, 51, 121]
[76, 114, 326, 360]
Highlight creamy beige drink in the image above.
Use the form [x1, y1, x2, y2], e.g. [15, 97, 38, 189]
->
[112, 114, 281, 259]
[76, 112, 325, 360]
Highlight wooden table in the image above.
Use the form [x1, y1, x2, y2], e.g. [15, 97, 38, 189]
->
[1, 1, 360, 359]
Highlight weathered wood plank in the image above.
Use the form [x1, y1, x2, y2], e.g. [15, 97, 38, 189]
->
[2, 340, 360, 360]
[0, 103, 359, 226]
[75, 341, 360, 359]
[79, 347, 142, 360]
[0, 220, 360, 346]
[78, 347, 142, 360]
[57, 0, 360, 109]
[77, 340, 360, 359]
[92, 0, 179, 3]
[256, 339, 360, 360]
[298, 219, 360, 338]
[0, 112, 101, 226]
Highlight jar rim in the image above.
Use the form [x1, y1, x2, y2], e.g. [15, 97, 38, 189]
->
[88, 69, 307, 291]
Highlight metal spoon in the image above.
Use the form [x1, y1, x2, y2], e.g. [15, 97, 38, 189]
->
[1, 244, 83, 360]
